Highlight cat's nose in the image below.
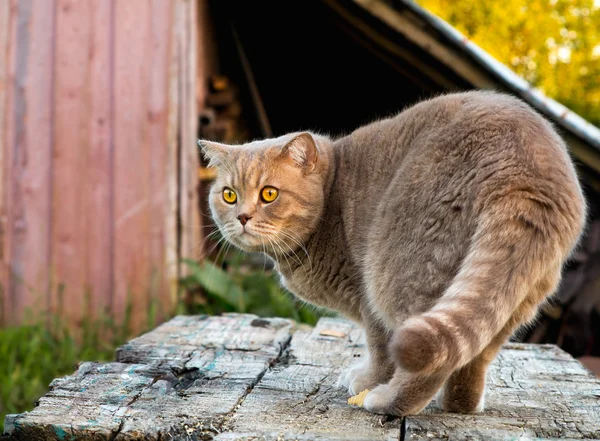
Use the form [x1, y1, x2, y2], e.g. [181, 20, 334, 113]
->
[237, 214, 252, 226]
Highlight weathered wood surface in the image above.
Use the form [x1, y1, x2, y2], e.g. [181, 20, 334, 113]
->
[408, 344, 600, 440]
[3, 314, 600, 441]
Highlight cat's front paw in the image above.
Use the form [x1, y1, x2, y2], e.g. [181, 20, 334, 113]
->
[348, 369, 381, 396]
[338, 359, 365, 388]
[340, 361, 381, 395]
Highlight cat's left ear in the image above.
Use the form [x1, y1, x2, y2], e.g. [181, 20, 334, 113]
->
[198, 139, 230, 168]
[281, 133, 318, 173]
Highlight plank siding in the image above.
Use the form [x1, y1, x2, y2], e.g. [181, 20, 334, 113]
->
[1, 0, 55, 324]
[0, 0, 201, 331]
[113, 0, 152, 330]
[148, 0, 177, 322]
[21, 0, 55, 319]
[179, 0, 201, 267]
[86, 0, 114, 319]
[0, 0, 17, 326]
[51, 0, 92, 325]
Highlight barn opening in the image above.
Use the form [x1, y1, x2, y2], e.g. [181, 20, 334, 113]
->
[197, 0, 600, 362]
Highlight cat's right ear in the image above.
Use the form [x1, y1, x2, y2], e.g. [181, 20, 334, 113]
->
[198, 139, 230, 168]
[280, 133, 318, 173]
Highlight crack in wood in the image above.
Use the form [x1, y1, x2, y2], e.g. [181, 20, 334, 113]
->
[218, 333, 294, 436]
[107, 419, 124, 441]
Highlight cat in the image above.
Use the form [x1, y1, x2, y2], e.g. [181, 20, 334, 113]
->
[200, 91, 586, 417]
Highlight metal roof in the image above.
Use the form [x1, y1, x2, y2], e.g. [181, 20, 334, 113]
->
[349, 0, 600, 153]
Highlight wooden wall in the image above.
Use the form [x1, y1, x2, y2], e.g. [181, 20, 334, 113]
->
[0, 0, 202, 332]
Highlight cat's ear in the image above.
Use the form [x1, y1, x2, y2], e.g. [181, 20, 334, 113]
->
[198, 139, 230, 168]
[281, 133, 318, 173]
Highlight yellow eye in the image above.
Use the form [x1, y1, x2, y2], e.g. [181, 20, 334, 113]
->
[223, 188, 237, 204]
[261, 186, 279, 203]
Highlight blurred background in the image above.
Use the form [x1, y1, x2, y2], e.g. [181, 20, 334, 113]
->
[1, 0, 600, 429]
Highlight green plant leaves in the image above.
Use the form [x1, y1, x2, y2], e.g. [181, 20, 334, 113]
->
[182, 259, 247, 311]
[180, 257, 322, 325]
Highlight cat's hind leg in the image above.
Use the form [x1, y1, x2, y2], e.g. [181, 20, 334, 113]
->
[362, 312, 519, 416]
[437, 267, 561, 413]
[365, 265, 562, 416]
[435, 326, 510, 413]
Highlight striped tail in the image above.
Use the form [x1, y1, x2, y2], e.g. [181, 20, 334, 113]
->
[390, 195, 583, 374]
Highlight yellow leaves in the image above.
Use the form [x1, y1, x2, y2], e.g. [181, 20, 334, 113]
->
[417, 0, 600, 126]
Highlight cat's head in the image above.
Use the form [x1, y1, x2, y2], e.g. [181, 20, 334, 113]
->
[200, 132, 330, 256]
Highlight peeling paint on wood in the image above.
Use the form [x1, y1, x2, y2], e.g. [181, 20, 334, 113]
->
[3, 314, 600, 440]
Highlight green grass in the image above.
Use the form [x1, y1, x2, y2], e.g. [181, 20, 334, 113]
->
[0, 252, 324, 433]
[0, 313, 131, 433]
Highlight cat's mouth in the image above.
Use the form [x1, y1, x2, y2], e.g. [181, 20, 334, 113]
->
[223, 222, 278, 253]
[232, 226, 264, 250]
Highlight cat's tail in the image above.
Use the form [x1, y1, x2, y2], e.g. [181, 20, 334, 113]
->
[390, 193, 584, 375]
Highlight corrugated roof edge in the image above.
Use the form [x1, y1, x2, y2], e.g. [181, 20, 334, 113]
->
[399, 0, 600, 151]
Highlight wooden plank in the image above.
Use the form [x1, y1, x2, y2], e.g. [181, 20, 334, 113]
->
[115, 314, 293, 368]
[215, 317, 402, 441]
[4, 314, 294, 440]
[112, 0, 152, 329]
[404, 344, 600, 440]
[177, 0, 201, 269]
[85, 0, 114, 319]
[0, 1, 10, 184]
[50, 0, 93, 324]
[165, 0, 180, 305]
[4, 315, 600, 440]
[0, 0, 16, 325]
[20, 0, 55, 319]
[147, 0, 176, 321]
[1, 0, 55, 324]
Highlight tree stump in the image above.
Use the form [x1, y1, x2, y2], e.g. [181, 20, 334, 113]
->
[3, 314, 600, 440]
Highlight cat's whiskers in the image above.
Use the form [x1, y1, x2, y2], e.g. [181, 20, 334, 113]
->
[260, 223, 311, 268]
[267, 235, 295, 272]
[259, 232, 278, 256]
[211, 225, 237, 266]
[190, 227, 221, 257]
[275, 237, 307, 271]
[204, 235, 225, 259]
[249, 223, 311, 271]
[201, 232, 234, 285]
[260, 233, 268, 275]
[276, 230, 312, 269]
[194, 228, 227, 262]
[263, 235, 285, 268]
[199, 223, 221, 229]
[255, 228, 286, 256]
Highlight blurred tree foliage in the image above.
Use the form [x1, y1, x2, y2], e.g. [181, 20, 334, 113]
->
[418, 0, 600, 126]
